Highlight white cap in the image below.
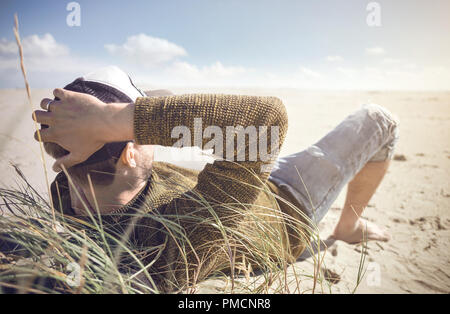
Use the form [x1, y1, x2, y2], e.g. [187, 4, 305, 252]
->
[82, 66, 145, 102]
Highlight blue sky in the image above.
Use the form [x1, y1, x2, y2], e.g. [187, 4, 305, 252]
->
[0, 0, 449, 89]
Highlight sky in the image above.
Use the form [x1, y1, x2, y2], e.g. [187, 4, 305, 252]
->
[0, 0, 449, 90]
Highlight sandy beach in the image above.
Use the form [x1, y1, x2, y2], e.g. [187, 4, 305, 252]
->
[1, 88, 449, 293]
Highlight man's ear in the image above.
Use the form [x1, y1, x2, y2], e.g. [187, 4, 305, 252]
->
[120, 142, 137, 168]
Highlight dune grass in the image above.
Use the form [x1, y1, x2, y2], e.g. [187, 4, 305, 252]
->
[0, 164, 369, 294]
[0, 166, 365, 294]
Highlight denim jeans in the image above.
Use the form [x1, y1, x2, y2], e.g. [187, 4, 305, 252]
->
[269, 104, 399, 224]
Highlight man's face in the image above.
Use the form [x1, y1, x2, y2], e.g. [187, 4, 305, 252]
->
[67, 144, 154, 215]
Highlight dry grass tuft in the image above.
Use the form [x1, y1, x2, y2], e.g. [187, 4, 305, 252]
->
[13, 13, 55, 223]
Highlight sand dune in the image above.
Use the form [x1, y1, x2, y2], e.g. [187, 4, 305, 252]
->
[1, 88, 449, 293]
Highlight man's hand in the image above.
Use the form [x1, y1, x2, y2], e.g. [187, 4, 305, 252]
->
[33, 88, 134, 172]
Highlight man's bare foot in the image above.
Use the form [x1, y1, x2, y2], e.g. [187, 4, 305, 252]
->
[331, 218, 391, 244]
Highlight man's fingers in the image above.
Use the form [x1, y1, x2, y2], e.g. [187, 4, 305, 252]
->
[40, 98, 53, 110]
[53, 153, 83, 172]
[34, 128, 55, 142]
[40, 98, 60, 112]
[32, 110, 53, 125]
[53, 88, 67, 100]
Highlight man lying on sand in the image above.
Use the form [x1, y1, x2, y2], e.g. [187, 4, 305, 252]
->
[32, 66, 399, 291]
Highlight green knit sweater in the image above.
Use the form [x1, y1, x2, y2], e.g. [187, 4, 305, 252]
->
[50, 94, 309, 292]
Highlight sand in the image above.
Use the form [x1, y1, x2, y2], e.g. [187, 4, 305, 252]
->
[1, 88, 449, 293]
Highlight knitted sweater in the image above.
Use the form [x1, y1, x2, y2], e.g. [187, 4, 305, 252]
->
[50, 94, 309, 292]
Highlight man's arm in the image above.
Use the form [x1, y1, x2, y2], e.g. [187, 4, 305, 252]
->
[34, 89, 287, 178]
[37, 90, 288, 207]
[133, 94, 288, 204]
[36, 90, 288, 209]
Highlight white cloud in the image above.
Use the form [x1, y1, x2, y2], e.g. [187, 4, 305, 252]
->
[0, 38, 17, 56]
[207, 61, 247, 77]
[299, 67, 321, 78]
[134, 59, 450, 90]
[326, 55, 343, 62]
[0, 33, 69, 59]
[332, 64, 450, 90]
[366, 46, 386, 56]
[104, 33, 247, 86]
[381, 58, 419, 71]
[105, 33, 187, 67]
[22, 34, 69, 58]
[403, 63, 417, 70]
[381, 58, 402, 65]
[0, 33, 105, 87]
[168, 61, 245, 78]
[0, 34, 96, 73]
[135, 61, 248, 86]
[336, 67, 357, 78]
[1, 33, 449, 90]
[0, 32, 249, 88]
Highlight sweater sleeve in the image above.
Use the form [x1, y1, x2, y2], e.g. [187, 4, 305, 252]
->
[133, 94, 288, 291]
[134, 94, 288, 204]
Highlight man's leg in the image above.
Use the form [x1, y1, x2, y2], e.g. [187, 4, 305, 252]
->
[332, 160, 391, 243]
[269, 104, 399, 244]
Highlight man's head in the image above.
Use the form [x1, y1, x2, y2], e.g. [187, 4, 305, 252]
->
[43, 66, 154, 213]
[44, 77, 132, 186]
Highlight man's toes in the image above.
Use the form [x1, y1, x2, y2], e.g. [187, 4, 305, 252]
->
[367, 227, 391, 242]
[381, 230, 391, 242]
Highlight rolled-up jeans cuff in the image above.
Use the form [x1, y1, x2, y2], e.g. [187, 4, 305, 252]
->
[369, 145, 395, 162]
[365, 104, 400, 162]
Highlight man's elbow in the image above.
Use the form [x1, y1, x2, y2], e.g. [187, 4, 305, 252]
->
[258, 96, 289, 157]
[266, 96, 288, 134]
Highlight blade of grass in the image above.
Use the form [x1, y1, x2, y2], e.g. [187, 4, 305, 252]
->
[13, 14, 55, 225]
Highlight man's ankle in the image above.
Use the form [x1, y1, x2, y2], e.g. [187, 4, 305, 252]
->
[334, 219, 360, 234]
